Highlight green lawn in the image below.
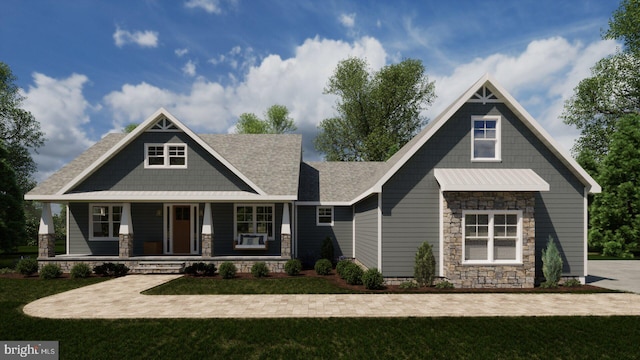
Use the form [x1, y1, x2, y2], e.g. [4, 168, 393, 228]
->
[2, 277, 640, 359]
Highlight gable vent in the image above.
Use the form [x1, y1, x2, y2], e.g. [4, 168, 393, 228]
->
[149, 116, 179, 132]
[468, 86, 501, 104]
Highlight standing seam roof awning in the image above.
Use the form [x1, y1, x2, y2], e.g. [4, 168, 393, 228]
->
[434, 168, 550, 192]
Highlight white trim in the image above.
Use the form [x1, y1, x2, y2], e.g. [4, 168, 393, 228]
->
[163, 203, 200, 255]
[57, 108, 267, 196]
[295, 201, 352, 206]
[144, 143, 187, 169]
[316, 206, 334, 226]
[461, 210, 523, 265]
[88, 203, 123, 241]
[471, 115, 501, 162]
[26, 192, 296, 202]
[294, 203, 299, 258]
[66, 205, 70, 255]
[377, 193, 382, 271]
[118, 203, 133, 234]
[163, 204, 171, 254]
[352, 206, 356, 258]
[233, 203, 275, 241]
[281, 203, 291, 234]
[584, 187, 588, 278]
[39, 203, 54, 235]
[439, 190, 444, 277]
[201, 203, 213, 235]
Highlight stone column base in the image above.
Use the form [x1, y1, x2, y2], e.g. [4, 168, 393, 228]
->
[202, 233, 213, 257]
[281, 234, 291, 259]
[38, 233, 55, 258]
[119, 233, 134, 258]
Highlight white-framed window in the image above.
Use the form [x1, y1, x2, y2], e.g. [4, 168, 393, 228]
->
[462, 210, 522, 264]
[316, 206, 334, 226]
[471, 115, 501, 161]
[145, 143, 187, 168]
[234, 204, 274, 240]
[89, 204, 123, 240]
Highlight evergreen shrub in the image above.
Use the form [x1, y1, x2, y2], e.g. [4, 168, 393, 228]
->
[70, 263, 92, 278]
[284, 259, 302, 276]
[314, 258, 332, 275]
[251, 262, 269, 278]
[39, 263, 62, 279]
[219, 262, 237, 279]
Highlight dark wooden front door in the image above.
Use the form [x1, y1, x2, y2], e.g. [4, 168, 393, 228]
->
[173, 206, 191, 254]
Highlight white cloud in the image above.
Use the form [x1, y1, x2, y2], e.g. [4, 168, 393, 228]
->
[175, 48, 189, 57]
[182, 60, 197, 77]
[339, 13, 356, 28]
[208, 46, 256, 71]
[113, 26, 159, 48]
[185, 0, 221, 14]
[20, 73, 95, 180]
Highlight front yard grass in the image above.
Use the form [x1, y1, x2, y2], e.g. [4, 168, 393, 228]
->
[3, 277, 640, 359]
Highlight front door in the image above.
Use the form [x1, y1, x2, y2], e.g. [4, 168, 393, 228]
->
[173, 205, 191, 254]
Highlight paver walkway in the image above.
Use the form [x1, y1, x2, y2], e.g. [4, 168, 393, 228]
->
[23, 275, 640, 319]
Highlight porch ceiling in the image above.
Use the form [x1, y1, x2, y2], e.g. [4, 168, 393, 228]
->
[434, 168, 550, 192]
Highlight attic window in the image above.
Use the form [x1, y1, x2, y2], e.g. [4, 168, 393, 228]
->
[145, 143, 187, 168]
[471, 116, 501, 161]
[149, 117, 179, 131]
[469, 86, 500, 104]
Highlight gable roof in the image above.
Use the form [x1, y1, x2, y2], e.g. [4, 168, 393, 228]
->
[26, 109, 302, 200]
[349, 74, 600, 204]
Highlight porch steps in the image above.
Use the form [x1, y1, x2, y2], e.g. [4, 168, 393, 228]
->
[131, 261, 185, 274]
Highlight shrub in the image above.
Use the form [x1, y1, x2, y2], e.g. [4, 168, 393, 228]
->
[336, 259, 352, 279]
[435, 280, 454, 289]
[93, 262, 129, 277]
[0, 268, 13, 275]
[284, 259, 302, 276]
[314, 258, 332, 275]
[541, 236, 562, 288]
[184, 262, 216, 276]
[414, 242, 436, 287]
[343, 262, 363, 285]
[362, 268, 384, 290]
[399, 281, 418, 289]
[70, 263, 92, 278]
[563, 278, 582, 287]
[219, 262, 237, 279]
[251, 262, 269, 278]
[39, 263, 62, 279]
[320, 236, 334, 263]
[16, 257, 38, 276]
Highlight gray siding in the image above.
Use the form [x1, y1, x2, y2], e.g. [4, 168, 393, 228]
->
[354, 194, 379, 270]
[68, 203, 118, 255]
[296, 206, 353, 263]
[72, 132, 253, 192]
[382, 102, 586, 278]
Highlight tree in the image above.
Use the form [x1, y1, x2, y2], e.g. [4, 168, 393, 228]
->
[589, 114, 640, 258]
[605, 0, 640, 54]
[414, 241, 436, 287]
[0, 62, 45, 193]
[123, 124, 138, 133]
[0, 140, 26, 253]
[541, 236, 563, 288]
[235, 104, 296, 134]
[314, 57, 435, 161]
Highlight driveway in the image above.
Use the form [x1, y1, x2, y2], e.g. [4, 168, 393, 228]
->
[587, 260, 640, 293]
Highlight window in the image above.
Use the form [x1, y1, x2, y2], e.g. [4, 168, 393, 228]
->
[89, 204, 122, 240]
[235, 204, 274, 239]
[317, 206, 334, 226]
[472, 116, 500, 161]
[463, 211, 521, 264]
[145, 143, 187, 168]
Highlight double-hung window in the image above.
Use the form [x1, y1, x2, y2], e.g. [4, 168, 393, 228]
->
[472, 116, 501, 161]
[145, 143, 187, 168]
[235, 204, 274, 239]
[463, 211, 521, 264]
[316, 206, 334, 226]
[89, 204, 122, 240]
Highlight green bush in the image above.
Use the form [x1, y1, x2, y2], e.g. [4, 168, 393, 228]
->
[314, 258, 332, 275]
[320, 236, 334, 263]
[563, 278, 582, 287]
[414, 241, 436, 287]
[343, 262, 363, 285]
[184, 262, 217, 276]
[16, 257, 38, 276]
[336, 259, 352, 279]
[399, 281, 418, 289]
[362, 268, 384, 290]
[219, 262, 237, 279]
[70, 263, 92, 278]
[435, 280, 454, 289]
[284, 259, 302, 276]
[39, 263, 62, 279]
[542, 236, 562, 288]
[0, 267, 13, 275]
[251, 262, 269, 278]
[93, 262, 129, 277]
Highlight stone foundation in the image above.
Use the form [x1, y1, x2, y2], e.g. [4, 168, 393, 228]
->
[281, 234, 291, 259]
[442, 191, 536, 288]
[119, 234, 134, 258]
[38, 234, 56, 258]
[202, 234, 213, 257]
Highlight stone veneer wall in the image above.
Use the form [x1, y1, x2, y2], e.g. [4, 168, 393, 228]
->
[442, 191, 536, 288]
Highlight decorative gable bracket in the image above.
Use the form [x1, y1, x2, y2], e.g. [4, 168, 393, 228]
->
[468, 86, 501, 104]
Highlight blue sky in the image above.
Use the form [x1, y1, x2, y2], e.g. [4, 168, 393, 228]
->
[1, 0, 621, 182]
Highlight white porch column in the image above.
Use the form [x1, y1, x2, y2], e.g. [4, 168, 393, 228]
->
[201, 203, 213, 257]
[118, 203, 134, 258]
[38, 203, 55, 258]
[281, 203, 291, 258]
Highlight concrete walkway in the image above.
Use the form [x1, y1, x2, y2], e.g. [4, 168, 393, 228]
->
[587, 260, 640, 294]
[23, 275, 640, 319]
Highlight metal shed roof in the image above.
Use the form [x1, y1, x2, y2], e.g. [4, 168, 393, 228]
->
[434, 168, 550, 192]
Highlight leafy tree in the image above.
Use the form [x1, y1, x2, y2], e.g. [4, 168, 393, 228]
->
[123, 123, 138, 133]
[314, 57, 435, 161]
[0, 62, 45, 193]
[236, 104, 296, 134]
[0, 140, 26, 253]
[605, 0, 640, 54]
[589, 114, 640, 258]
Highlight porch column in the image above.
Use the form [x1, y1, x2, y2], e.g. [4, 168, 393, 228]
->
[201, 203, 213, 257]
[38, 203, 55, 258]
[118, 203, 134, 258]
[281, 203, 291, 259]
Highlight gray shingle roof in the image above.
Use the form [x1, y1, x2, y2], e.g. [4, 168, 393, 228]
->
[298, 161, 386, 202]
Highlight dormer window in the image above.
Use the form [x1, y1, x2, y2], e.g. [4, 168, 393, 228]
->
[145, 143, 187, 168]
[471, 116, 501, 161]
